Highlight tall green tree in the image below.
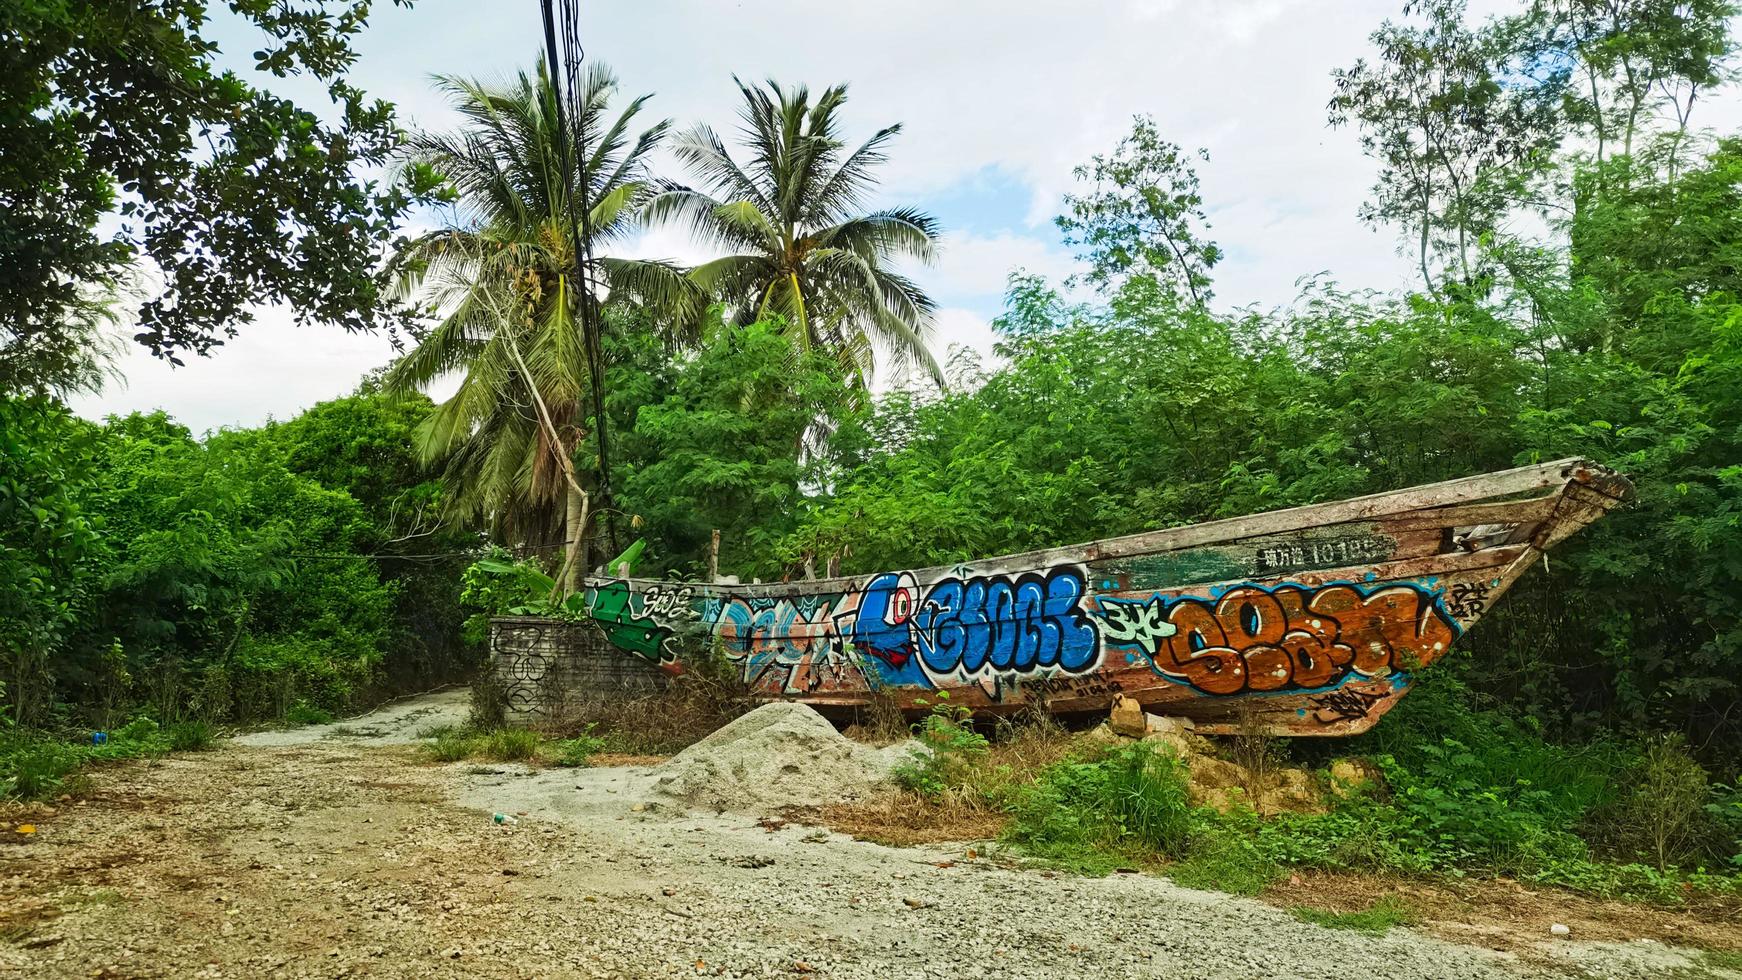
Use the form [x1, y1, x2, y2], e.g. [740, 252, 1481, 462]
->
[620, 316, 853, 580]
[1055, 116, 1221, 308]
[1523, 0, 1738, 170]
[0, 398, 105, 723]
[646, 78, 944, 386]
[1329, 0, 1564, 293]
[0, 0, 443, 393]
[1330, 0, 1737, 294]
[248, 391, 477, 689]
[386, 61, 697, 590]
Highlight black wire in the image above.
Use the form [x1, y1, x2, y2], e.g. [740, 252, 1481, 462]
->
[537, 0, 616, 557]
[288, 541, 566, 561]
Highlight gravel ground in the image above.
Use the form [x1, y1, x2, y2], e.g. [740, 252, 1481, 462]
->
[0, 692, 1729, 980]
[231, 688, 471, 748]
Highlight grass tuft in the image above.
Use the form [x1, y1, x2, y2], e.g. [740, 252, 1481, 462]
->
[0, 715, 190, 801]
[424, 729, 479, 762]
[1005, 743, 1195, 875]
[1169, 833, 1285, 896]
[480, 728, 540, 761]
[552, 726, 607, 768]
[1702, 950, 1742, 973]
[167, 720, 217, 752]
[282, 700, 334, 727]
[1290, 895, 1418, 933]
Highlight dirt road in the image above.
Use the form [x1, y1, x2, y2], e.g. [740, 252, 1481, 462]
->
[0, 692, 1731, 979]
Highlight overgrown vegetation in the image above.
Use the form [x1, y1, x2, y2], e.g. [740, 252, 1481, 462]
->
[0, 717, 193, 801]
[3, 0, 1742, 913]
[1005, 743, 1195, 873]
[1, 393, 478, 733]
[417, 720, 635, 768]
[856, 685, 1742, 907]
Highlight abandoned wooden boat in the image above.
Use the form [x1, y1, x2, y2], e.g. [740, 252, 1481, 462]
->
[566, 458, 1632, 736]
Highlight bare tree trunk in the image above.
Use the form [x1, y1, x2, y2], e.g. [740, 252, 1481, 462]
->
[492, 307, 589, 601]
[564, 485, 588, 596]
[709, 529, 721, 583]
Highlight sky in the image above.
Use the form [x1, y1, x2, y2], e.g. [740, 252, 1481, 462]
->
[72, 0, 1512, 432]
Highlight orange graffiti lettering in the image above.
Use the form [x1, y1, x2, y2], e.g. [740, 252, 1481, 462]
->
[1149, 584, 1454, 695]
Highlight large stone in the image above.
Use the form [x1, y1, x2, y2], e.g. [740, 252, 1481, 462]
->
[1085, 722, 1121, 744]
[1328, 758, 1382, 798]
[1264, 768, 1327, 815]
[1144, 712, 1195, 734]
[1184, 754, 1327, 816]
[1109, 694, 1147, 738]
[1141, 713, 1206, 758]
[1186, 755, 1251, 812]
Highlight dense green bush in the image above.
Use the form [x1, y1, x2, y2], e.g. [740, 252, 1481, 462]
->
[982, 684, 1742, 901]
[1005, 743, 1195, 873]
[0, 391, 474, 732]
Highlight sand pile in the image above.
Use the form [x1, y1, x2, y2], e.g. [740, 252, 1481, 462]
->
[652, 702, 922, 813]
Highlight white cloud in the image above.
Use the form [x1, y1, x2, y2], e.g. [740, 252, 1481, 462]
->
[932, 307, 1002, 367]
[66, 307, 451, 435]
[926, 232, 1077, 301]
[609, 224, 721, 269]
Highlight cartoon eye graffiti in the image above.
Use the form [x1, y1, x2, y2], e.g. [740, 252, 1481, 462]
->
[888, 586, 914, 624]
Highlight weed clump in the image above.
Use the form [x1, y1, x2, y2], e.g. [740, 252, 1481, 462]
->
[0, 739, 86, 800]
[167, 720, 216, 752]
[894, 693, 988, 799]
[419, 725, 539, 763]
[1169, 830, 1284, 895]
[1290, 895, 1417, 933]
[480, 728, 540, 761]
[282, 699, 334, 727]
[0, 714, 187, 800]
[552, 726, 607, 767]
[1604, 735, 1711, 871]
[1005, 742, 1194, 874]
[424, 728, 477, 762]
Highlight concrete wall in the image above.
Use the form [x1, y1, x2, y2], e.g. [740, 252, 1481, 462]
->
[489, 616, 669, 725]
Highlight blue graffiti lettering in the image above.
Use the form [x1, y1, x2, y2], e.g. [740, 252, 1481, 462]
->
[854, 568, 1098, 679]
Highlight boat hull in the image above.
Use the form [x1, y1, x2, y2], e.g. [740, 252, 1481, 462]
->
[557, 459, 1632, 735]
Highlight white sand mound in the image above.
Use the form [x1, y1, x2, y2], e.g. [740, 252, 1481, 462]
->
[652, 702, 922, 813]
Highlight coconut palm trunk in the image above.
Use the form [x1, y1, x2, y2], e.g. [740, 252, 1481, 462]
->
[384, 60, 702, 590]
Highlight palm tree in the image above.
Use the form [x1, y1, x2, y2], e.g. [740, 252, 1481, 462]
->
[386, 60, 699, 588]
[646, 78, 944, 386]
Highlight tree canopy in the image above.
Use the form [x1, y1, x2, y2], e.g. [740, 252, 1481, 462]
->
[0, 0, 445, 395]
[647, 79, 944, 386]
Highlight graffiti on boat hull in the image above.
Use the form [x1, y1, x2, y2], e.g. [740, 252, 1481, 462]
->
[1308, 681, 1394, 724]
[586, 569, 1458, 709]
[850, 568, 1099, 678]
[1097, 581, 1457, 695]
[699, 566, 1103, 693]
[711, 593, 870, 695]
